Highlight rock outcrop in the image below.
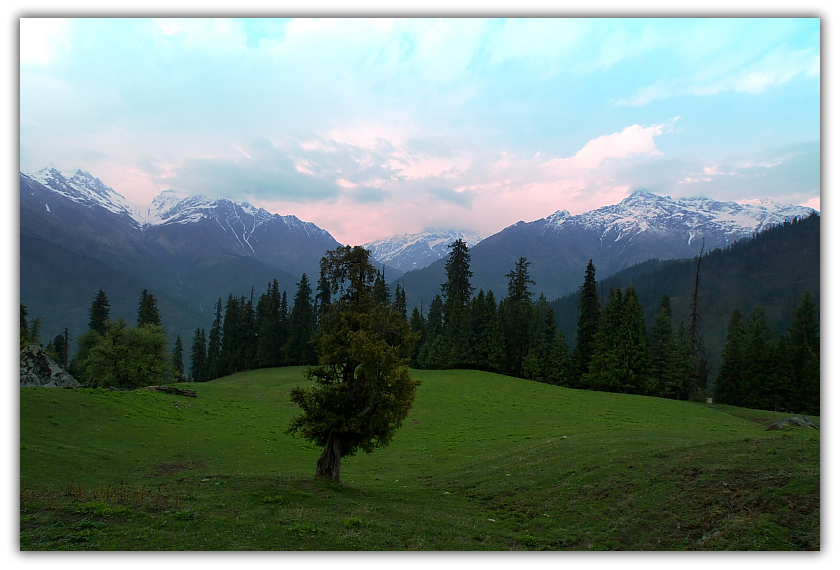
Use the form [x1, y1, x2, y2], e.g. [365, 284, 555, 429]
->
[20, 344, 80, 388]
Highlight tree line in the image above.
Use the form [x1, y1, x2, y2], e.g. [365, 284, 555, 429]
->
[21, 289, 186, 389]
[405, 239, 819, 415]
[186, 270, 408, 383]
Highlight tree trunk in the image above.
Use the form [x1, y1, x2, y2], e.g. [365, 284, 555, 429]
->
[315, 433, 342, 483]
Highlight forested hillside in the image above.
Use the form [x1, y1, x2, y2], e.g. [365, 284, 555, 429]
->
[551, 213, 820, 376]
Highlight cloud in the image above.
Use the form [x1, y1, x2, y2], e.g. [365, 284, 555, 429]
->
[617, 40, 820, 107]
[20, 18, 73, 66]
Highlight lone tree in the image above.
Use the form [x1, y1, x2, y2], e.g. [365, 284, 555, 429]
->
[286, 245, 420, 484]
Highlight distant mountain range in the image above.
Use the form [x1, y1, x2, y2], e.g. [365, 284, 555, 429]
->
[20, 165, 817, 359]
[364, 229, 482, 273]
[397, 190, 817, 310]
[20, 166, 347, 345]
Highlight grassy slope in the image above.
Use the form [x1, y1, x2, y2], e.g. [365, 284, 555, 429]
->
[20, 368, 819, 550]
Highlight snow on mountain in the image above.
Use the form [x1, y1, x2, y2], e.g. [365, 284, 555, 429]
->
[537, 190, 816, 246]
[364, 229, 483, 273]
[24, 166, 335, 243]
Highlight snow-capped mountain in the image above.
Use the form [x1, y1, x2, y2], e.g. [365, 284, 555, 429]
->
[398, 190, 818, 307]
[364, 229, 482, 273]
[20, 166, 345, 344]
[538, 190, 815, 247]
[27, 166, 333, 250]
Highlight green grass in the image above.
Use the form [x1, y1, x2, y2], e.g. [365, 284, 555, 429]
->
[20, 367, 819, 550]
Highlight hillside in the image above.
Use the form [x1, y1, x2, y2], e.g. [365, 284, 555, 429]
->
[551, 214, 820, 377]
[20, 368, 819, 550]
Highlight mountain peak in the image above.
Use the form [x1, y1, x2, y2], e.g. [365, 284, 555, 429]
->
[364, 228, 482, 273]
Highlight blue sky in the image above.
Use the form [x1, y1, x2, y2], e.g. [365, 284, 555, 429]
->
[19, 17, 820, 244]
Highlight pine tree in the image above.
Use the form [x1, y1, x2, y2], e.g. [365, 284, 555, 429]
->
[394, 283, 407, 321]
[315, 270, 332, 327]
[742, 307, 774, 410]
[713, 309, 746, 406]
[137, 289, 162, 327]
[207, 298, 223, 380]
[172, 335, 185, 382]
[189, 328, 208, 382]
[88, 289, 111, 335]
[788, 291, 820, 415]
[649, 295, 679, 397]
[289, 273, 317, 365]
[441, 239, 474, 328]
[571, 260, 600, 387]
[501, 257, 535, 377]
[286, 246, 420, 483]
[584, 288, 623, 391]
[408, 306, 426, 368]
[372, 269, 391, 305]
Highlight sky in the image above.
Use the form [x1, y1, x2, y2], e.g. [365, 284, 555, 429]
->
[19, 17, 820, 245]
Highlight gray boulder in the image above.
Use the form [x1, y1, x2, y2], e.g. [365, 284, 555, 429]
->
[19, 344, 80, 388]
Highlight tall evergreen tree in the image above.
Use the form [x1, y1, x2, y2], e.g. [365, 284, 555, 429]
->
[189, 328, 208, 382]
[394, 283, 408, 321]
[441, 239, 474, 327]
[219, 294, 242, 375]
[571, 260, 600, 387]
[713, 309, 746, 406]
[501, 257, 535, 377]
[137, 289, 162, 327]
[289, 273, 318, 365]
[649, 295, 679, 397]
[741, 307, 775, 410]
[584, 287, 652, 394]
[315, 270, 332, 327]
[372, 269, 391, 305]
[408, 306, 426, 368]
[788, 291, 820, 415]
[172, 335, 185, 382]
[469, 289, 504, 373]
[286, 246, 420, 484]
[88, 289, 111, 335]
[207, 298, 223, 380]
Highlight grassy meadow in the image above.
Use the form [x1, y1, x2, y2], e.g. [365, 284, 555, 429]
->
[20, 367, 820, 550]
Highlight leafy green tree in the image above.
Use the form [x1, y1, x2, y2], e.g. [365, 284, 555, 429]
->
[85, 318, 170, 389]
[219, 294, 240, 376]
[89, 289, 111, 335]
[137, 289, 162, 327]
[20, 303, 29, 348]
[69, 329, 103, 384]
[289, 273, 318, 365]
[286, 246, 420, 484]
[571, 260, 600, 386]
[172, 335, 185, 382]
[189, 328, 208, 382]
[255, 280, 285, 368]
[713, 309, 746, 406]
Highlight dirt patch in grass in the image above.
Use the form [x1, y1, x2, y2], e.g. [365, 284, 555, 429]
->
[149, 461, 208, 477]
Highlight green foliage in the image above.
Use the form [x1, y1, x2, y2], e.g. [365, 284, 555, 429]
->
[85, 318, 171, 389]
[286, 246, 421, 483]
